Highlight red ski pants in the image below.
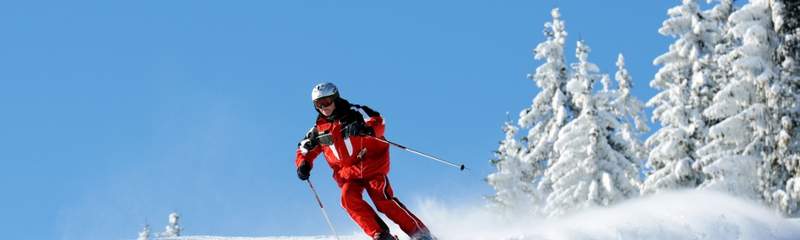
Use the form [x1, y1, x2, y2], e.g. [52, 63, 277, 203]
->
[339, 175, 428, 237]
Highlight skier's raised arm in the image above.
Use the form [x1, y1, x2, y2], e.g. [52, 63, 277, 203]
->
[351, 104, 385, 138]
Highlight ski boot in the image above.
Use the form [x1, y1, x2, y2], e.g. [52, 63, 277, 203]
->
[410, 231, 437, 240]
[373, 232, 398, 240]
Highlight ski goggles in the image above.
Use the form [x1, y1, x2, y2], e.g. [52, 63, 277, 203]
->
[314, 96, 335, 109]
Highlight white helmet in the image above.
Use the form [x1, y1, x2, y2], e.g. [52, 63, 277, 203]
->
[311, 82, 339, 101]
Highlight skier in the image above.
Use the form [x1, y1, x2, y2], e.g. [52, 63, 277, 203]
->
[295, 82, 435, 240]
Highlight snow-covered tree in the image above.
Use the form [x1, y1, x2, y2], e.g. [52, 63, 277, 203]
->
[516, 8, 575, 197]
[161, 212, 182, 237]
[488, 121, 542, 215]
[779, 0, 800, 217]
[690, 0, 730, 113]
[593, 50, 644, 205]
[761, 0, 800, 216]
[606, 54, 649, 179]
[595, 54, 648, 201]
[542, 41, 640, 217]
[696, 0, 779, 199]
[570, 47, 647, 172]
[644, 0, 714, 194]
[566, 40, 601, 112]
[707, 0, 737, 92]
[138, 224, 150, 240]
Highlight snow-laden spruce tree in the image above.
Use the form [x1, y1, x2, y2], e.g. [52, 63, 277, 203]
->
[605, 54, 649, 179]
[707, 0, 737, 92]
[689, 1, 726, 118]
[516, 8, 575, 198]
[761, 0, 800, 216]
[593, 54, 648, 198]
[610, 54, 649, 134]
[542, 41, 640, 217]
[779, 0, 800, 217]
[161, 212, 182, 237]
[696, 0, 778, 200]
[569, 48, 648, 172]
[565, 40, 601, 113]
[703, 0, 737, 145]
[488, 121, 542, 216]
[643, 0, 715, 194]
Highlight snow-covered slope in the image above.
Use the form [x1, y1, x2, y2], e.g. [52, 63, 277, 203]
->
[418, 190, 800, 240]
[160, 190, 800, 240]
[158, 236, 364, 240]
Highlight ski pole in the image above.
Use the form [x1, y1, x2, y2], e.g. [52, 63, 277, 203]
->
[306, 179, 340, 240]
[368, 136, 465, 171]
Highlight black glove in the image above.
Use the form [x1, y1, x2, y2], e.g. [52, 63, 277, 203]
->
[301, 137, 319, 151]
[343, 121, 374, 138]
[297, 163, 311, 181]
[299, 128, 320, 150]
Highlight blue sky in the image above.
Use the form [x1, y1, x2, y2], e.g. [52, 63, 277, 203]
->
[0, 1, 694, 239]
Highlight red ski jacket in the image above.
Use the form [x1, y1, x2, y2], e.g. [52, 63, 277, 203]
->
[295, 100, 390, 184]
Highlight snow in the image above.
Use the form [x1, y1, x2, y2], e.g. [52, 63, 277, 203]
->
[420, 190, 800, 240]
[157, 236, 363, 240]
[432, 190, 800, 240]
[152, 190, 800, 240]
